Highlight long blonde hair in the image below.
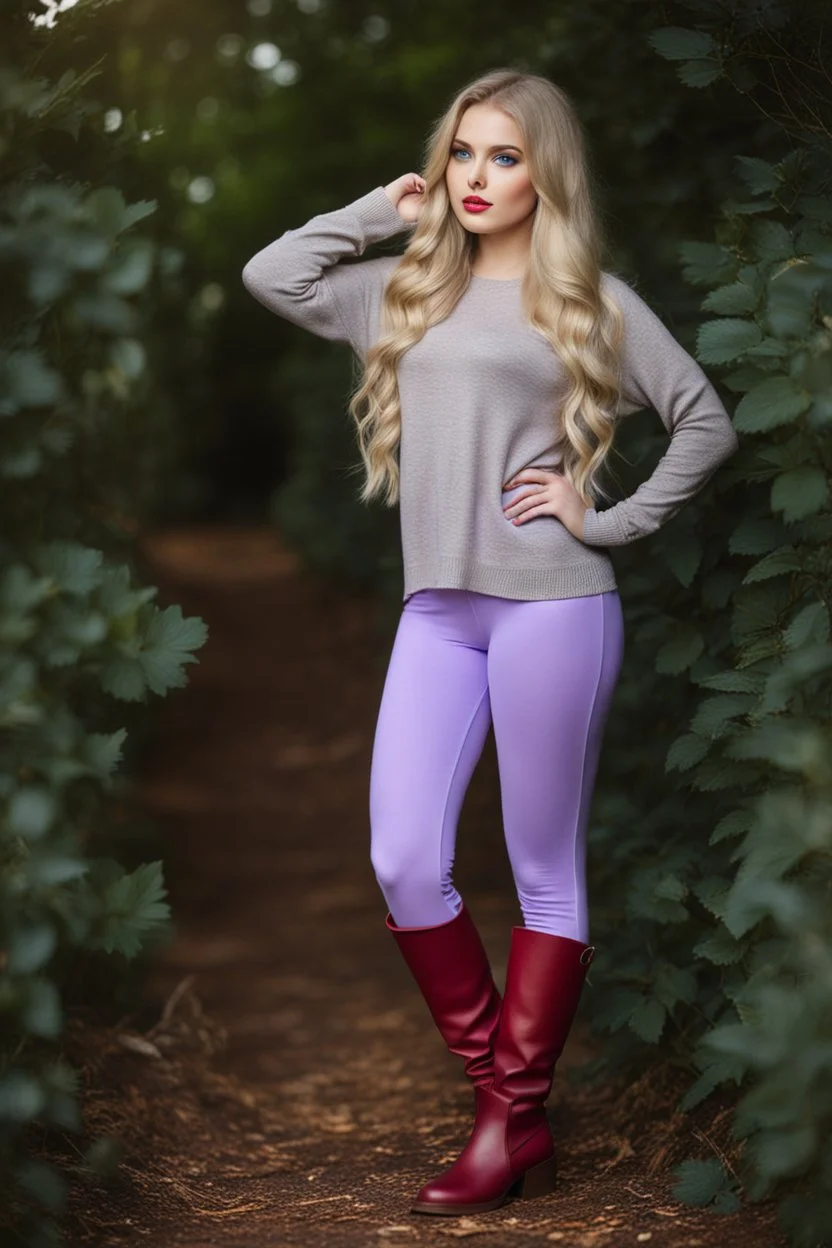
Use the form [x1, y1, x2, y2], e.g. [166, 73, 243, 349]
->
[349, 67, 626, 508]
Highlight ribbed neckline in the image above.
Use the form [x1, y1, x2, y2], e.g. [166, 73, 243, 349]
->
[469, 274, 524, 284]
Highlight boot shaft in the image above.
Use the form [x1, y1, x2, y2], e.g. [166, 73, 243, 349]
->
[385, 905, 503, 1087]
[492, 927, 594, 1103]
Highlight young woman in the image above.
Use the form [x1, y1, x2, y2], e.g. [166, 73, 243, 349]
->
[242, 68, 739, 1218]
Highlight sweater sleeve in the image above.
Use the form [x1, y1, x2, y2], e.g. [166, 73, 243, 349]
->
[241, 185, 414, 357]
[580, 273, 739, 547]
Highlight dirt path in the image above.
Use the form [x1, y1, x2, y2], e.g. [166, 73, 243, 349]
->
[63, 526, 788, 1248]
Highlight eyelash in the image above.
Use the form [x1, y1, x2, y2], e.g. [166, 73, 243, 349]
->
[451, 148, 518, 167]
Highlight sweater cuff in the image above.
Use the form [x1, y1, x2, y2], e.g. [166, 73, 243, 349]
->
[581, 505, 627, 547]
[349, 185, 415, 247]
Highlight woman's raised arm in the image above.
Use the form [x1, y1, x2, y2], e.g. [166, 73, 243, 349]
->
[241, 185, 414, 354]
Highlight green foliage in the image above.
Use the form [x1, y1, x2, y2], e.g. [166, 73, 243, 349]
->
[586, 4, 832, 1245]
[672, 1157, 742, 1213]
[1, 3, 207, 1242]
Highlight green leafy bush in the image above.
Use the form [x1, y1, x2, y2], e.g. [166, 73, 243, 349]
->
[1, 4, 207, 1242]
[587, 7, 832, 1245]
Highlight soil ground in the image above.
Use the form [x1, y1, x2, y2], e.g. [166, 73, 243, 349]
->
[60, 525, 789, 1248]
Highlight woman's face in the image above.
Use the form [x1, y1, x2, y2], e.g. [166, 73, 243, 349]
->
[445, 102, 537, 235]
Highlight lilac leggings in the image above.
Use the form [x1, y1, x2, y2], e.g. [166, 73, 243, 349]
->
[369, 587, 625, 943]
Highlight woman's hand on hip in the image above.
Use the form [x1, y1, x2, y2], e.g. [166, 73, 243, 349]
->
[502, 468, 590, 541]
[383, 173, 426, 223]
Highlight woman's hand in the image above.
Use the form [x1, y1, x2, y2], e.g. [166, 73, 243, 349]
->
[502, 467, 590, 541]
[383, 172, 427, 223]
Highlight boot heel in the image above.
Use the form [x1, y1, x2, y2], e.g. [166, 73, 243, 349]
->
[516, 1155, 557, 1199]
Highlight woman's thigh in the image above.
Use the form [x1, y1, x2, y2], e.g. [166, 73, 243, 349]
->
[368, 590, 493, 907]
[481, 590, 625, 936]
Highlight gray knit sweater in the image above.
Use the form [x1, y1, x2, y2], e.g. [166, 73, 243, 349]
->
[242, 185, 739, 602]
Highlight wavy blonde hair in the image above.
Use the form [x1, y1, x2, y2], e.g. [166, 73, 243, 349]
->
[349, 67, 627, 508]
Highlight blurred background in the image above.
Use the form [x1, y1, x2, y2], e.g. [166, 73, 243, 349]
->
[2, 1, 831, 1245]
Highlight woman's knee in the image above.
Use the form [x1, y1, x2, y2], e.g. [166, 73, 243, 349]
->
[370, 838, 439, 897]
[370, 841, 458, 926]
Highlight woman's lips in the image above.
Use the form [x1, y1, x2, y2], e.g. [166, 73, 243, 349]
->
[463, 200, 492, 213]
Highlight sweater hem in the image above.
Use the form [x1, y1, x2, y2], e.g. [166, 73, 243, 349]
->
[402, 557, 618, 603]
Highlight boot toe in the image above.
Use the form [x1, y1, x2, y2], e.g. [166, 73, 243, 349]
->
[411, 1179, 508, 1215]
[410, 1158, 511, 1215]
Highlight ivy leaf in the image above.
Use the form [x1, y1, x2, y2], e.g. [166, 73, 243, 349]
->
[728, 516, 789, 555]
[97, 564, 157, 616]
[783, 601, 829, 648]
[702, 281, 758, 315]
[34, 542, 104, 596]
[666, 732, 709, 772]
[93, 861, 171, 958]
[734, 376, 811, 432]
[721, 363, 767, 392]
[678, 59, 721, 88]
[732, 580, 790, 639]
[99, 655, 148, 702]
[690, 694, 755, 738]
[83, 729, 127, 783]
[648, 27, 716, 60]
[655, 872, 688, 901]
[760, 643, 832, 714]
[693, 926, 749, 965]
[770, 467, 829, 521]
[679, 1054, 748, 1111]
[122, 199, 157, 230]
[748, 219, 793, 264]
[629, 997, 666, 1043]
[672, 1157, 739, 1208]
[697, 319, 762, 364]
[654, 961, 698, 1008]
[692, 876, 732, 920]
[679, 240, 735, 286]
[735, 156, 781, 194]
[742, 546, 801, 584]
[0, 564, 53, 613]
[137, 604, 208, 697]
[697, 670, 761, 693]
[709, 809, 753, 845]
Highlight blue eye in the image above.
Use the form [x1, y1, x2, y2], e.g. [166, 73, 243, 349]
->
[451, 148, 517, 167]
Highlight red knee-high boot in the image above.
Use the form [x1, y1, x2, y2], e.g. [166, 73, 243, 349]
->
[410, 925, 595, 1216]
[385, 904, 503, 1090]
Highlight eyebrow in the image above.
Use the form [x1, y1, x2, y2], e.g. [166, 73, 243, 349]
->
[451, 139, 524, 154]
